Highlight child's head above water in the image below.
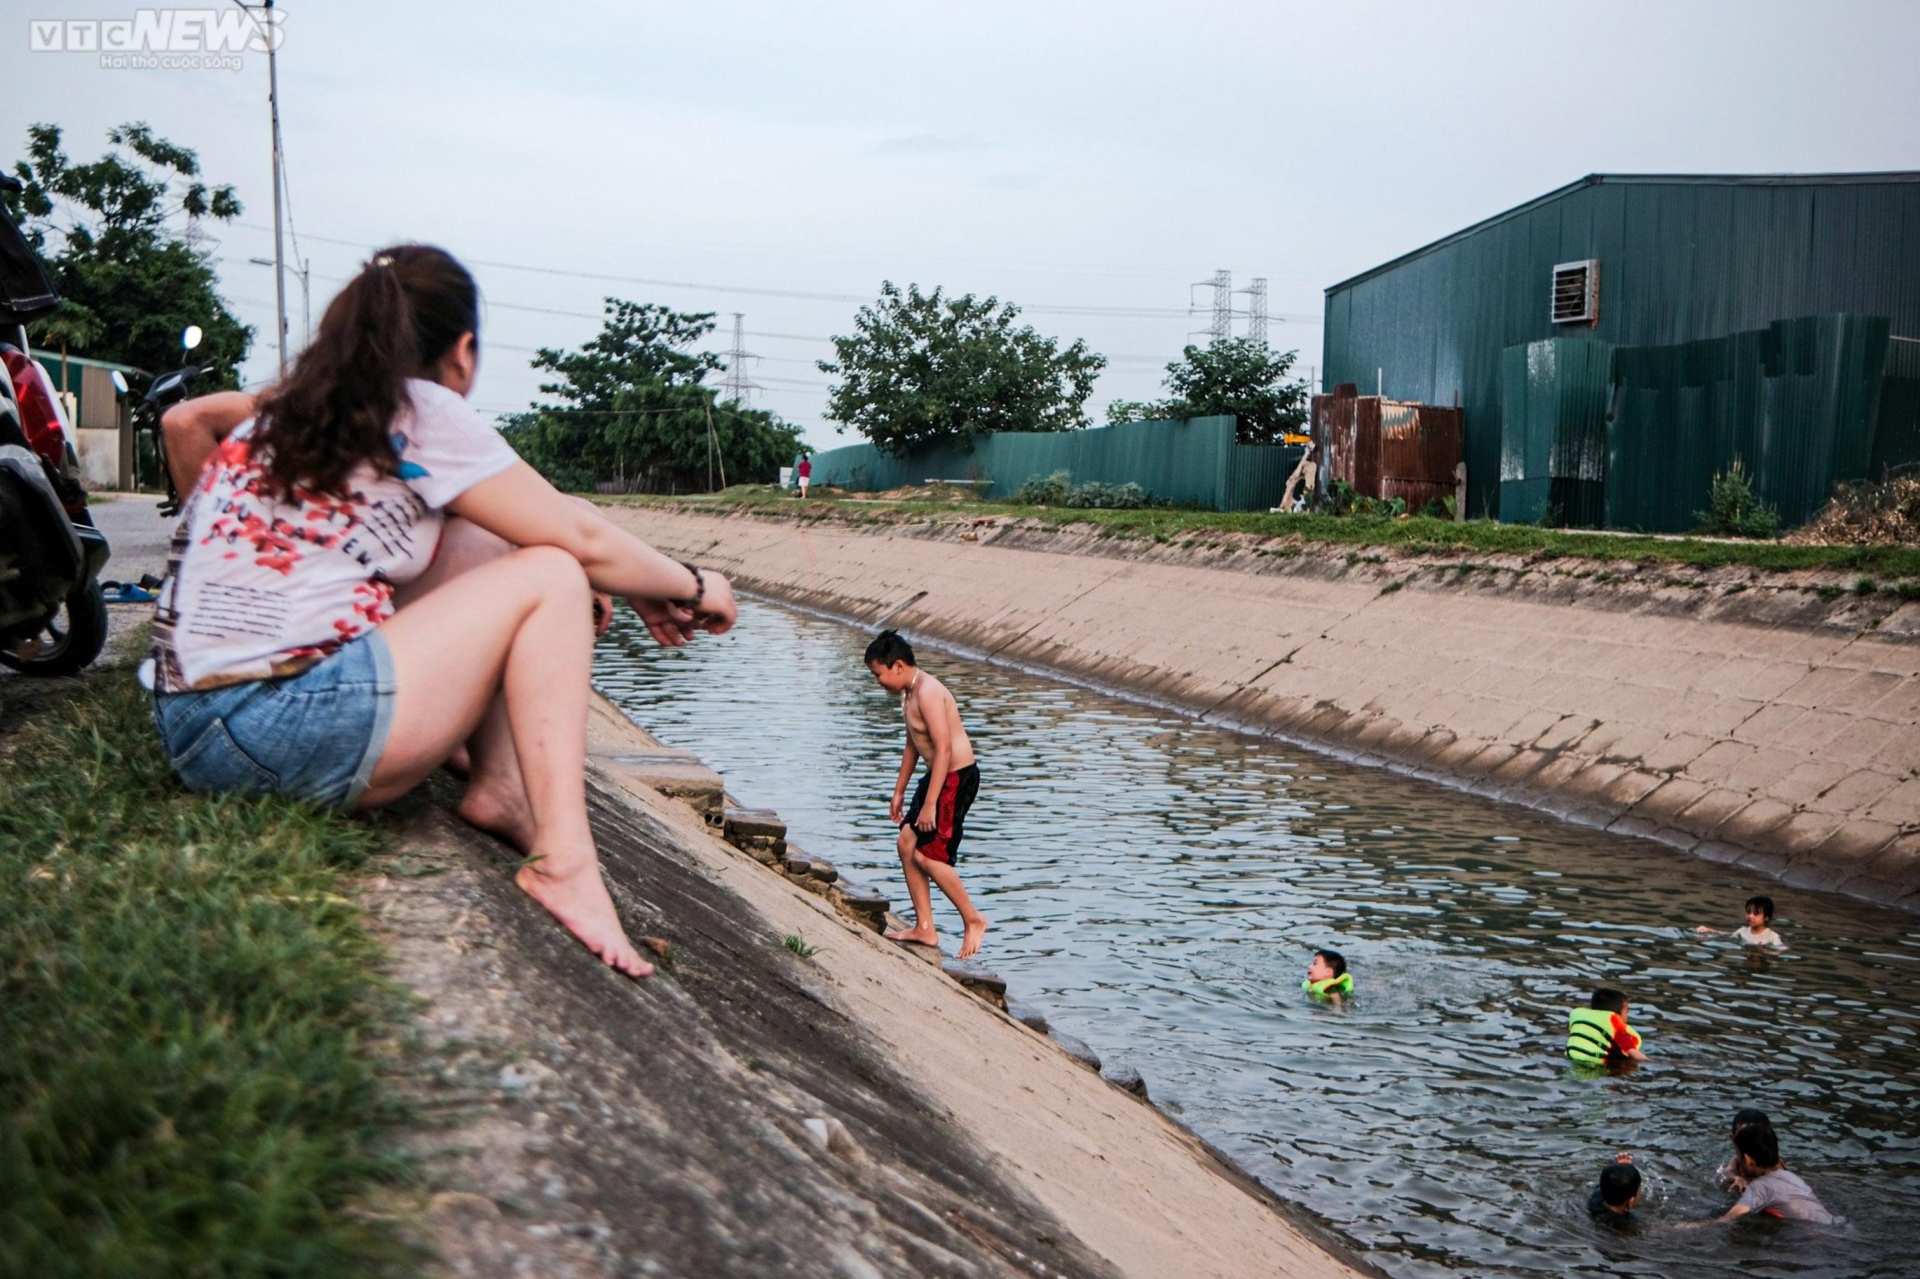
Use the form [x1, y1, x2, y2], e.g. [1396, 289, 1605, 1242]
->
[1590, 986, 1629, 1018]
[1733, 1121, 1782, 1175]
[1731, 1106, 1769, 1140]
[1307, 949, 1346, 984]
[1596, 1159, 1642, 1213]
[1744, 895, 1775, 930]
[865, 629, 917, 692]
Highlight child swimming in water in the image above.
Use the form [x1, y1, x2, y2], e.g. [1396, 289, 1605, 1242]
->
[1718, 1107, 1770, 1190]
[1694, 894, 1785, 948]
[1303, 949, 1352, 1001]
[1588, 1153, 1642, 1228]
[1566, 987, 1648, 1067]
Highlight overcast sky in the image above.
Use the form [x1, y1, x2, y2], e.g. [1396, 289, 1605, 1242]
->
[10, 0, 1920, 448]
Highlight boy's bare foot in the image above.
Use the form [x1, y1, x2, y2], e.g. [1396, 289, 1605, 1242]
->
[958, 916, 989, 959]
[458, 781, 536, 855]
[886, 923, 939, 948]
[515, 859, 653, 979]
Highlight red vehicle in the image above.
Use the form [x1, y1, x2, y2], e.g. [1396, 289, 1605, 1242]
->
[0, 173, 111, 676]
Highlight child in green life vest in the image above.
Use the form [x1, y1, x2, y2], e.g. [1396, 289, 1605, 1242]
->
[1303, 949, 1352, 1002]
[1567, 986, 1648, 1067]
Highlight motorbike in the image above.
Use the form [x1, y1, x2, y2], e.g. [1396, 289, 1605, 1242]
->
[135, 323, 214, 519]
[0, 174, 112, 677]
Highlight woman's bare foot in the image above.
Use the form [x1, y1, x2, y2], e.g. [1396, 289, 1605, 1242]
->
[515, 858, 652, 979]
[958, 915, 989, 959]
[886, 923, 939, 948]
[458, 781, 536, 854]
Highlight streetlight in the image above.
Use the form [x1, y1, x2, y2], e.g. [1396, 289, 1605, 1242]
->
[230, 0, 288, 377]
[248, 256, 308, 349]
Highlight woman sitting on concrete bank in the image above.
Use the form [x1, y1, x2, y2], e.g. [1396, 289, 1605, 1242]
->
[146, 244, 736, 979]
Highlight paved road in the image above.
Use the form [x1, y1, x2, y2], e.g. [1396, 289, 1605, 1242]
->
[0, 495, 174, 706]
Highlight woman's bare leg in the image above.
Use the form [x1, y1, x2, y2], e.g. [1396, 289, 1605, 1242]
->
[364, 543, 648, 978]
[393, 518, 536, 853]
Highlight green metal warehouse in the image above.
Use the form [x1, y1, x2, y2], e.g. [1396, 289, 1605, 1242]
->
[1320, 172, 1920, 528]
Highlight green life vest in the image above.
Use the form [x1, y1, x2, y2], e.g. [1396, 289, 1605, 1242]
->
[1568, 1006, 1623, 1064]
[1303, 973, 1353, 998]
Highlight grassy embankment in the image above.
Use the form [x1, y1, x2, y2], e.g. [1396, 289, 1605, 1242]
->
[606, 486, 1920, 583]
[0, 669, 415, 1276]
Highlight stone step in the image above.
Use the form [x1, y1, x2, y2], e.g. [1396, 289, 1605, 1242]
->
[590, 746, 725, 820]
[942, 960, 1008, 1011]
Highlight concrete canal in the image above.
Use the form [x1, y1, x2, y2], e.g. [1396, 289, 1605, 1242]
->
[595, 598, 1920, 1279]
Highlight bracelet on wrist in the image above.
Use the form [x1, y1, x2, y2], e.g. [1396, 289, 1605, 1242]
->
[675, 562, 705, 610]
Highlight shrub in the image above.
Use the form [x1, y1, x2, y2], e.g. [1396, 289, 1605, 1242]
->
[1696, 460, 1780, 538]
[1012, 471, 1166, 509]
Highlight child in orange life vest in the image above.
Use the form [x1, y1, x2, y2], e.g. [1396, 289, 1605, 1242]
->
[1303, 949, 1352, 1002]
[1566, 986, 1648, 1066]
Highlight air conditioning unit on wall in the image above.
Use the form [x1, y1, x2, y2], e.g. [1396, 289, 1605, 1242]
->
[1551, 259, 1599, 325]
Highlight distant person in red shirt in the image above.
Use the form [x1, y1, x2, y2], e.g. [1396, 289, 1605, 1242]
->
[797, 453, 812, 498]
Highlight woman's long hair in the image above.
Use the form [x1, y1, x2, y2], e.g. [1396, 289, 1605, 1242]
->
[249, 244, 478, 498]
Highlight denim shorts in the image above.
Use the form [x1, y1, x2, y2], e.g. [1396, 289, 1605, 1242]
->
[150, 631, 397, 810]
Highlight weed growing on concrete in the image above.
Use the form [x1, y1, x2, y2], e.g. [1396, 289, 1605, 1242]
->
[0, 671, 415, 1276]
[1818, 584, 1846, 601]
[1855, 577, 1879, 596]
[1380, 579, 1406, 594]
[782, 934, 820, 959]
[1893, 581, 1920, 602]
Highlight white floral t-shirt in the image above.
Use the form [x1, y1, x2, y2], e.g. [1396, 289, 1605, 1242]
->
[146, 379, 519, 692]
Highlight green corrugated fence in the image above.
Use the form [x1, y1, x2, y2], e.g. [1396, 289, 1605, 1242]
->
[1498, 316, 1893, 532]
[1607, 314, 1889, 531]
[1499, 338, 1612, 526]
[803, 416, 1304, 511]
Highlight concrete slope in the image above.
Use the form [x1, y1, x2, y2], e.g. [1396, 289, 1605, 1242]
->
[366, 701, 1368, 1278]
[597, 505, 1920, 910]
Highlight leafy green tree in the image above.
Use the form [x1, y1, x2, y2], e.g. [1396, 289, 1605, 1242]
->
[1106, 337, 1309, 444]
[818, 281, 1105, 455]
[5, 122, 251, 381]
[504, 298, 804, 493]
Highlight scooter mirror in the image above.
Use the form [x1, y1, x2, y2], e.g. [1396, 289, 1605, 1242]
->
[182, 325, 203, 351]
[110, 370, 129, 394]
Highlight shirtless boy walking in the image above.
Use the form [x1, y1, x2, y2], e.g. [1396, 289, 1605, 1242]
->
[864, 630, 988, 958]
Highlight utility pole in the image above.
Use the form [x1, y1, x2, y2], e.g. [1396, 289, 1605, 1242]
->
[721, 312, 757, 406]
[263, 0, 287, 377]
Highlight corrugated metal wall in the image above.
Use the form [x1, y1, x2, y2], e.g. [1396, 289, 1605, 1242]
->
[1499, 339, 1612, 526]
[1607, 314, 1889, 531]
[1323, 174, 1920, 518]
[805, 416, 1302, 511]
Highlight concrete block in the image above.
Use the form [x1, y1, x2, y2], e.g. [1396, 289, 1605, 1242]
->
[1767, 810, 1847, 860]
[594, 752, 725, 819]
[1632, 777, 1712, 828]
[1805, 820, 1901, 871]
[1714, 798, 1797, 847]
[1862, 776, 1920, 828]
[1672, 786, 1756, 838]
[1769, 760, 1856, 808]
[1809, 769, 1903, 816]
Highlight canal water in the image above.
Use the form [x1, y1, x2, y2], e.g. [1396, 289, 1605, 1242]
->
[595, 599, 1920, 1279]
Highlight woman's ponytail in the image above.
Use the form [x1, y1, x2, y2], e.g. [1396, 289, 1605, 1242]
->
[250, 244, 479, 499]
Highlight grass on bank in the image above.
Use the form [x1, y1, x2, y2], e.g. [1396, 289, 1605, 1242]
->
[0, 672, 414, 1277]
[607, 485, 1920, 578]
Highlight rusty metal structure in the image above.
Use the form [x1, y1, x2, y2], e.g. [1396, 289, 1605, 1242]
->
[1312, 384, 1463, 512]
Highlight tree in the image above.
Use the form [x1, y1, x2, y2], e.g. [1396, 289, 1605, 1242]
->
[1106, 337, 1309, 444]
[818, 281, 1106, 455]
[504, 298, 804, 493]
[5, 122, 251, 381]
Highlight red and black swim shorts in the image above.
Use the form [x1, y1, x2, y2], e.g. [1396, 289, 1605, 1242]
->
[903, 763, 980, 865]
